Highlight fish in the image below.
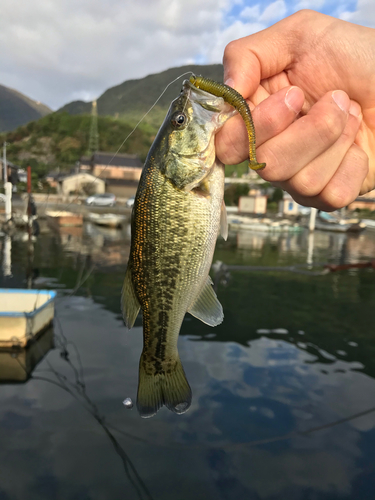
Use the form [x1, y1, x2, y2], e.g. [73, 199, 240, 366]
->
[121, 77, 263, 418]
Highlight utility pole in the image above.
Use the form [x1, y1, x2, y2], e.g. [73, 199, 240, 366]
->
[309, 207, 317, 232]
[2, 142, 12, 222]
[2, 142, 7, 186]
[87, 100, 99, 156]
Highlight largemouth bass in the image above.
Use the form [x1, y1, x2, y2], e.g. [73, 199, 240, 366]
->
[121, 78, 261, 418]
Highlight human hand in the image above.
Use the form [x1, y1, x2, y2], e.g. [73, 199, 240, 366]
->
[216, 10, 375, 210]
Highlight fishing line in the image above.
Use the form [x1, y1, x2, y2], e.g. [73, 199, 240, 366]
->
[39, 71, 195, 218]
[27, 71, 195, 299]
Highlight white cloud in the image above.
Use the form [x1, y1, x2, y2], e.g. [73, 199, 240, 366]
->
[294, 0, 325, 9]
[259, 0, 287, 23]
[240, 1, 287, 23]
[0, 0, 373, 111]
[340, 0, 375, 26]
[0, 0, 232, 109]
[240, 5, 261, 20]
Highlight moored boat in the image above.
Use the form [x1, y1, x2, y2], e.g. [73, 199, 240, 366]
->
[228, 215, 302, 233]
[0, 326, 54, 382]
[315, 211, 366, 233]
[86, 212, 126, 228]
[46, 211, 83, 228]
[0, 289, 56, 348]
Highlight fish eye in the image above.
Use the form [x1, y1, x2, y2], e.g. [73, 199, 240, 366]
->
[171, 112, 187, 129]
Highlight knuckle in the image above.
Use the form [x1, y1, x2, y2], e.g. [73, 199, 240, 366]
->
[339, 116, 362, 145]
[321, 190, 353, 211]
[223, 41, 238, 64]
[258, 147, 289, 182]
[320, 145, 369, 210]
[314, 111, 344, 147]
[290, 170, 322, 198]
[321, 180, 357, 210]
[353, 144, 369, 168]
[257, 109, 278, 138]
[295, 9, 316, 21]
[343, 144, 369, 182]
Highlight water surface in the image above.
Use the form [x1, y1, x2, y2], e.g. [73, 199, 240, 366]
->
[1, 222, 375, 500]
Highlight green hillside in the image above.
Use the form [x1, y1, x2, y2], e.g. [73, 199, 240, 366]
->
[0, 84, 51, 133]
[1, 112, 155, 176]
[59, 64, 224, 126]
[0, 64, 230, 182]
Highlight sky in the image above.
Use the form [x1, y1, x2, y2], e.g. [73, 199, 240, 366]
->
[0, 0, 374, 110]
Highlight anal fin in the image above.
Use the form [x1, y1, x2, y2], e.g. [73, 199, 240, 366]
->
[188, 276, 223, 326]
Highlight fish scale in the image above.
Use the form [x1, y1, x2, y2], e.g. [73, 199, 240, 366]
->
[132, 164, 221, 352]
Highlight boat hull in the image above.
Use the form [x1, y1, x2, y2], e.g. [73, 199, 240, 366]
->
[0, 289, 56, 348]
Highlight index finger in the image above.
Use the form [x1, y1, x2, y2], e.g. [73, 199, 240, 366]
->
[222, 10, 333, 98]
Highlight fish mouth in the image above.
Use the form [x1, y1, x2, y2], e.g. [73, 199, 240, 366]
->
[182, 79, 231, 112]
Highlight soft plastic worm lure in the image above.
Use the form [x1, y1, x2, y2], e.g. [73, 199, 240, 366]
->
[189, 75, 265, 171]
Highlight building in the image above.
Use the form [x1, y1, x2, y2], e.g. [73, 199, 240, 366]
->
[46, 151, 143, 199]
[45, 170, 63, 189]
[0, 160, 20, 184]
[239, 189, 267, 214]
[105, 179, 140, 198]
[278, 193, 299, 216]
[78, 156, 92, 173]
[57, 172, 105, 196]
[89, 152, 143, 181]
[76, 151, 143, 199]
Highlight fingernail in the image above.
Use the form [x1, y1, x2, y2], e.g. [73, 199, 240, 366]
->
[224, 77, 235, 89]
[285, 86, 302, 114]
[332, 90, 350, 113]
[349, 101, 362, 118]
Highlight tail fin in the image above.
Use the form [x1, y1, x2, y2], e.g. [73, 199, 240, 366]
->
[137, 355, 192, 418]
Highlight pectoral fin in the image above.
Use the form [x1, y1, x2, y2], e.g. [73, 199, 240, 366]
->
[121, 266, 140, 329]
[188, 276, 224, 326]
[220, 200, 228, 241]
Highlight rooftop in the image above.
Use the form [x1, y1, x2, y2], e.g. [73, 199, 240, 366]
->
[91, 152, 143, 169]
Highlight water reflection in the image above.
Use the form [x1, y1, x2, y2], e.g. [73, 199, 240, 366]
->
[228, 227, 375, 266]
[1, 222, 375, 499]
[0, 327, 54, 383]
[2, 234, 11, 277]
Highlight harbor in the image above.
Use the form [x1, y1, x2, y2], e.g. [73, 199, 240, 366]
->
[1, 89, 375, 500]
[1, 215, 375, 499]
[1, 1, 375, 496]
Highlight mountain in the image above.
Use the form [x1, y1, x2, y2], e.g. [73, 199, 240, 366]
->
[0, 64, 224, 176]
[0, 84, 52, 133]
[1, 112, 155, 176]
[58, 64, 224, 126]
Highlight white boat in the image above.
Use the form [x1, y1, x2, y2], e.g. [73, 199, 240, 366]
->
[315, 211, 366, 233]
[228, 215, 302, 233]
[0, 289, 56, 348]
[46, 211, 83, 228]
[362, 219, 375, 230]
[87, 212, 126, 228]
